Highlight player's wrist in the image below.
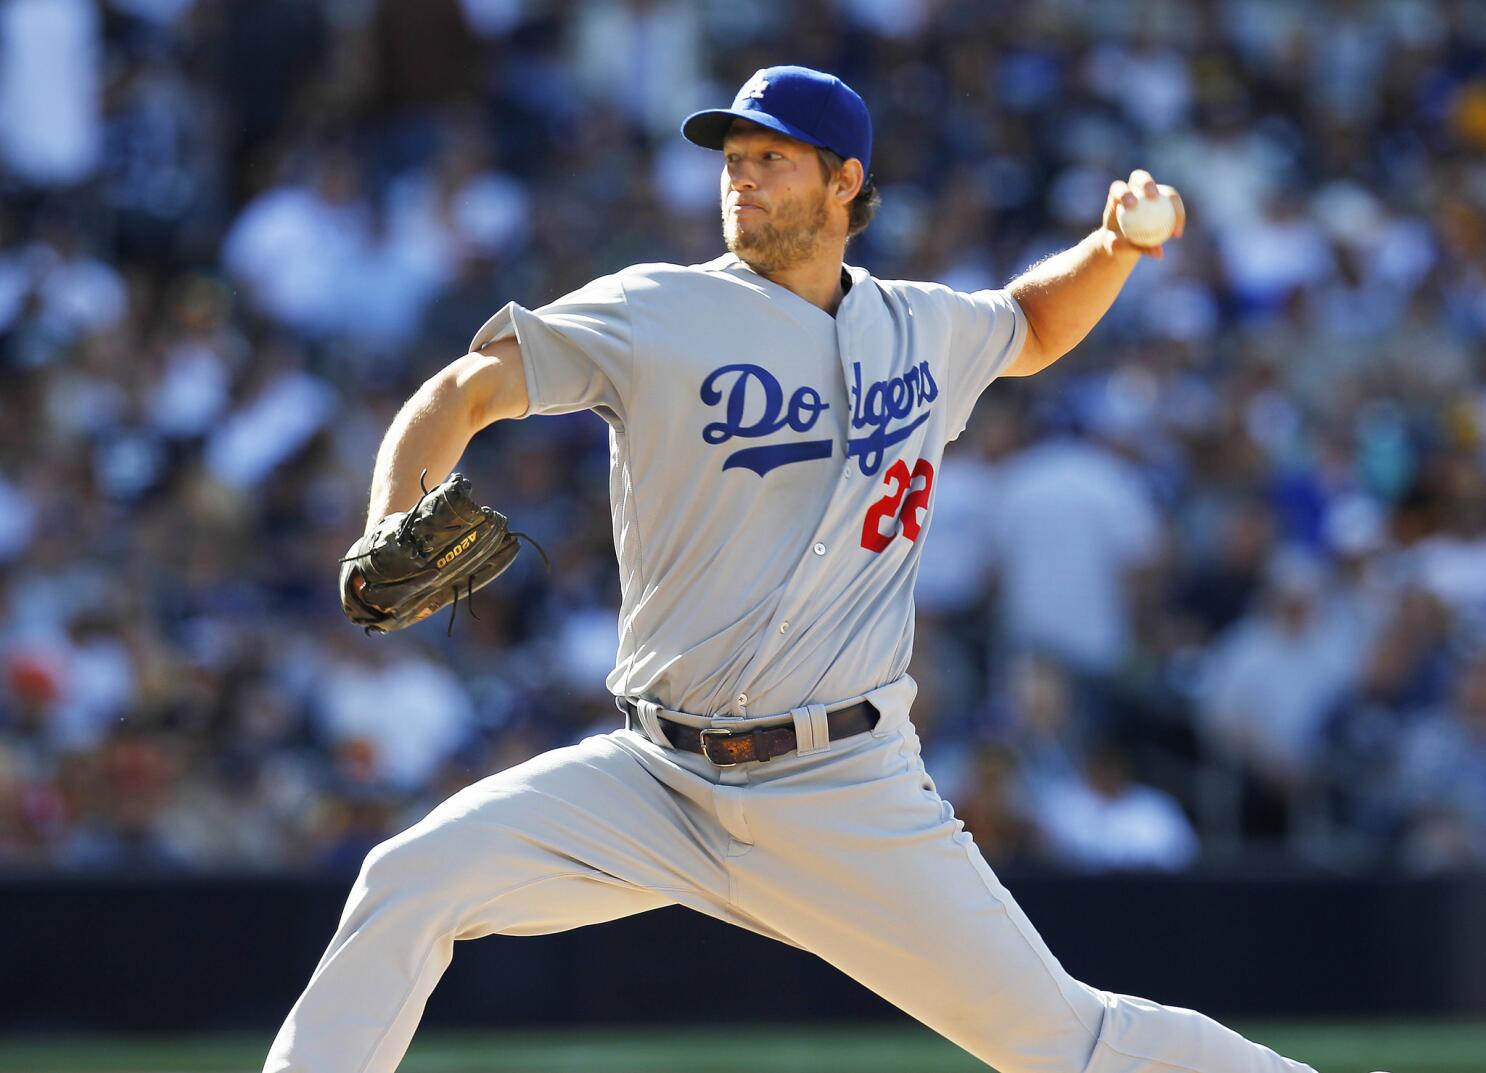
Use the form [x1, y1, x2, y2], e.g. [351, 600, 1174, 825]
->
[1095, 226, 1142, 264]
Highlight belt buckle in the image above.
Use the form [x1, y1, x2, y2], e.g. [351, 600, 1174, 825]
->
[698, 727, 739, 767]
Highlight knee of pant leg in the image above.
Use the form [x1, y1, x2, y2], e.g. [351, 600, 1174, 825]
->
[972, 977, 1109, 1073]
[327, 828, 463, 949]
[1075, 991, 1300, 1073]
[340, 823, 483, 936]
[354, 807, 530, 906]
[353, 820, 465, 903]
[1083, 991, 1178, 1072]
[346, 784, 571, 936]
[1072, 989, 1111, 1073]
[356, 834, 410, 890]
[999, 978, 1108, 1073]
[347, 832, 422, 914]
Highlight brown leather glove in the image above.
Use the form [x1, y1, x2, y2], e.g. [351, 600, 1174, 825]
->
[339, 471, 535, 635]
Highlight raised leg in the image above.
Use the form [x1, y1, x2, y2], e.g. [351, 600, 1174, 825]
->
[264, 732, 738, 1073]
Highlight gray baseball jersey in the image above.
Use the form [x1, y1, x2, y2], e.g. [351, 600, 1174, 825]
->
[469, 253, 1027, 718]
[268, 255, 1318, 1073]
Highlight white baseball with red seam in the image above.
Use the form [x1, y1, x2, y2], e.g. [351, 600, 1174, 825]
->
[1116, 191, 1177, 247]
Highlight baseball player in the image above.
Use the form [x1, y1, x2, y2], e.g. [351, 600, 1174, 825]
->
[266, 66, 1324, 1073]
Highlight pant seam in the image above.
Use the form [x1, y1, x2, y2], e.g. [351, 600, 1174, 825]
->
[352, 926, 444, 1073]
[889, 726, 1104, 1047]
[944, 787, 1106, 1044]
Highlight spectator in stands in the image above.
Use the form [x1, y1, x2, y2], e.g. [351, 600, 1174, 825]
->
[0, 0, 102, 188]
[987, 421, 1162, 677]
[1026, 741, 1200, 873]
[1394, 654, 1486, 872]
[1199, 549, 1360, 836]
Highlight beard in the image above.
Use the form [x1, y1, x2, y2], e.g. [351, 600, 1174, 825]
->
[723, 188, 830, 274]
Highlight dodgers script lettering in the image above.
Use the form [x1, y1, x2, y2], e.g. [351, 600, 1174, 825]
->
[699, 362, 937, 477]
[847, 361, 936, 475]
[699, 364, 833, 476]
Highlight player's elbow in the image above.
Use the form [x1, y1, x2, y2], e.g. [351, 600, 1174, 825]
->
[436, 339, 530, 435]
[1001, 318, 1062, 377]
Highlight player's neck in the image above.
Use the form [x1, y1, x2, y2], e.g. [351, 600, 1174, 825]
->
[756, 248, 849, 316]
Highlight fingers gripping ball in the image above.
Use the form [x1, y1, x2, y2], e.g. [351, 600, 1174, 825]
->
[339, 471, 546, 635]
[1116, 191, 1178, 247]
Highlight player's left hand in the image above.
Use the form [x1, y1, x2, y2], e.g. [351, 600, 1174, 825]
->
[339, 471, 544, 635]
[1103, 169, 1186, 260]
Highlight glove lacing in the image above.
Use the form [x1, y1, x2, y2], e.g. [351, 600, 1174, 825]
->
[445, 529, 549, 636]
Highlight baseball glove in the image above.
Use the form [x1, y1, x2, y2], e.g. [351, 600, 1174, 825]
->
[339, 470, 544, 635]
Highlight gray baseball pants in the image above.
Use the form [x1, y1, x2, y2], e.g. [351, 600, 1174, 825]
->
[264, 679, 1314, 1073]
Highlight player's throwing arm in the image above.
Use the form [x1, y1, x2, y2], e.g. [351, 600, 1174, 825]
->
[1001, 168, 1186, 377]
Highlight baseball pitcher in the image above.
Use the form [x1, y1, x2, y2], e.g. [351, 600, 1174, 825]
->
[266, 66, 1330, 1073]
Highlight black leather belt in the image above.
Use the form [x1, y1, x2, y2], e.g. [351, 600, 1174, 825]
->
[623, 700, 877, 766]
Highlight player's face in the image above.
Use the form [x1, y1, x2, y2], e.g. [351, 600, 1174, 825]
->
[720, 124, 832, 274]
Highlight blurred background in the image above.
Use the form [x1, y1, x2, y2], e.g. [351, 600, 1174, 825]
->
[1, 0, 1485, 1066]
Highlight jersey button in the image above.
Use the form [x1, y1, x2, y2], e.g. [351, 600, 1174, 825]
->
[812, 542, 826, 556]
[737, 693, 748, 706]
[779, 621, 791, 634]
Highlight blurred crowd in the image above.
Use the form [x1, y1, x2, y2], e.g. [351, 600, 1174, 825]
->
[2, 0, 1486, 877]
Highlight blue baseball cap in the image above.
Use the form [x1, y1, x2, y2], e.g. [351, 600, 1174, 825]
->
[682, 66, 872, 175]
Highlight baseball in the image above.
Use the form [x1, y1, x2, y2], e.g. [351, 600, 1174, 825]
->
[1116, 191, 1177, 247]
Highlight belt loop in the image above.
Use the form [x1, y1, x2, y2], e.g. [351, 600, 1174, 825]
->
[809, 704, 831, 750]
[632, 699, 673, 749]
[792, 703, 830, 756]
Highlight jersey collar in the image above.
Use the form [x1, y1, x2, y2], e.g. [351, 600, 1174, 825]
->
[708, 253, 870, 315]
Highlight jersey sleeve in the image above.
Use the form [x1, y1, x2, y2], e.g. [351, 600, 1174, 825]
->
[936, 287, 1028, 439]
[467, 273, 633, 425]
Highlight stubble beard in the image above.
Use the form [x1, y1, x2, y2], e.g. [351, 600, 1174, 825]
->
[723, 188, 830, 275]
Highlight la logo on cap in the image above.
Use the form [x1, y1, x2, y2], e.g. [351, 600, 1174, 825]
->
[681, 65, 873, 174]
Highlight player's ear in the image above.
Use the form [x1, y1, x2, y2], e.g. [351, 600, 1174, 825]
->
[833, 158, 864, 206]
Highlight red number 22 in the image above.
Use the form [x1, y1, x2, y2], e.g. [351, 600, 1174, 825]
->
[860, 457, 935, 553]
